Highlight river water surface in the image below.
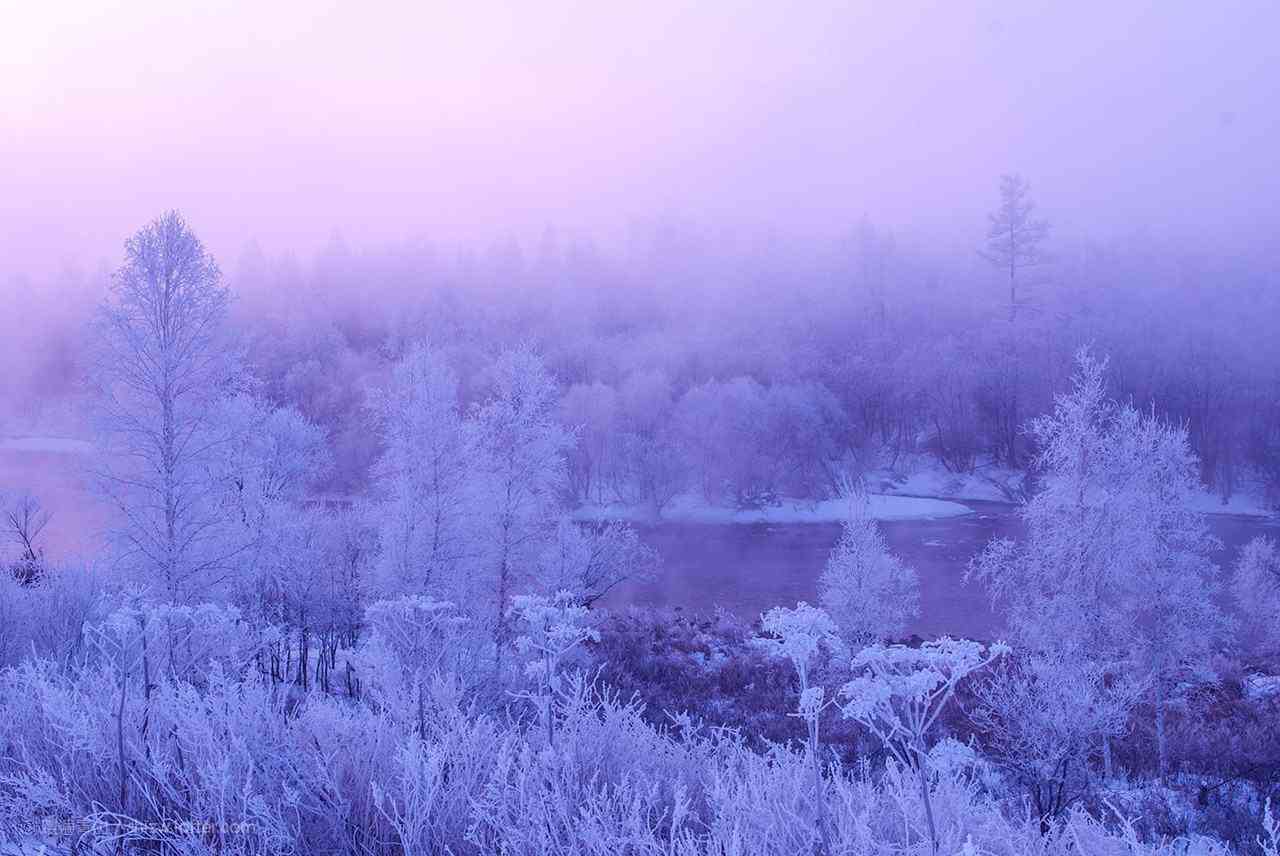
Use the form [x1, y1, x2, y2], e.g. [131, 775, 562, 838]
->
[5, 437, 1276, 642]
[611, 501, 1280, 640]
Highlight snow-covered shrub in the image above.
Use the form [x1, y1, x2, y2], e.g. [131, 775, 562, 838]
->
[371, 712, 508, 856]
[755, 602, 849, 853]
[0, 562, 100, 668]
[1261, 800, 1280, 856]
[1233, 536, 1280, 653]
[85, 598, 256, 685]
[969, 650, 1140, 834]
[840, 637, 1007, 854]
[0, 659, 300, 852]
[1, 647, 1252, 856]
[508, 590, 600, 746]
[354, 594, 480, 722]
[0, 590, 1258, 856]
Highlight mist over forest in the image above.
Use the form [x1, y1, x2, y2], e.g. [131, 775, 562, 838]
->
[3, 3, 1280, 855]
[9, 201, 1280, 508]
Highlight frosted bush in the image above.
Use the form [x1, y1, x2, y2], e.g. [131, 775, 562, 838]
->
[354, 594, 481, 729]
[0, 603, 1251, 856]
[0, 562, 101, 668]
[840, 637, 1008, 854]
[85, 597, 256, 684]
[508, 590, 600, 747]
[754, 602, 846, 853]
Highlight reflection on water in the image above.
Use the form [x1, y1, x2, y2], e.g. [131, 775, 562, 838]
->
[610, 501, 1280, 641]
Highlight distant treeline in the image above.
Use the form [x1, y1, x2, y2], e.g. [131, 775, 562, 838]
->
[219, 220, 1279, 508]
[9, 211, 1279, 508]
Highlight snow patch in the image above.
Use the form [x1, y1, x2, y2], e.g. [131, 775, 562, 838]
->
[1185, 489, 1275, 518]
[574, 492, 972, 525]
[868, 452, 1275, 518]
[1243, 674, 1280, 702]
[864, 455, 1026, 503]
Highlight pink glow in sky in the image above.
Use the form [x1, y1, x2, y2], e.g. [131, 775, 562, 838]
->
[2, 0, 1278, 278]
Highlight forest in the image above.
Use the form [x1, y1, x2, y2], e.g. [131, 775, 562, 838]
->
[1, 198, 1279, 855]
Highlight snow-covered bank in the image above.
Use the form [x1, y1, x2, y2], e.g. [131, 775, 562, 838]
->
[867, 462, 1025, 504]
[1184, 488, 1275, 518]
[573, 492, 972, 525]
[866, 454, 1276, 518]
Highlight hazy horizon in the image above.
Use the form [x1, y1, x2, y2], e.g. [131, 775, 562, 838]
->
[4, 0, 1279, 283]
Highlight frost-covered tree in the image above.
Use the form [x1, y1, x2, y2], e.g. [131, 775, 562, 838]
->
[855, 216, 896, 329]
[539, 520, 657, 607]
[214, 395, 330, 579]
[920, 338, 984, 473]
[89, 212, 245, 602]
[3, 491, 51, 584]
[617, 431, 687, 517]
[615, 369, 686, 516]
[1233, 535, 1280, 652]
[818, 496, 919, 645]
[980, 173, 1049, 321]
[371, 345, 475, 596]
[970, 349, 1232, 778]
[673, 381, 725, 503]
[205, 394, 334, 681]
[559, 381, 618, 504]
[473, 347, 573, 664]
[969, 651, 1140, 834]
[673, 377, 781, 508]
[762, 382, 849, 498]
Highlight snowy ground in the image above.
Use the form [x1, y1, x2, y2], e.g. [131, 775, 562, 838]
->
[577, 453, 1275, 524]
[573, 491, 973, 525]
[866, 461, 1024, 504]
[1184, 489, 1275, 517]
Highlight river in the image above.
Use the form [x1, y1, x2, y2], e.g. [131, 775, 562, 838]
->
[610, 501, 1280, 640]
[5, 438, 1277, 641]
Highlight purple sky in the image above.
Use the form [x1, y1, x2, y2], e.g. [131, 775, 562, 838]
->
[2, 0, 1278, 280]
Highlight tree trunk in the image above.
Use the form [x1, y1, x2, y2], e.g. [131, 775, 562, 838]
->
[811, 723, 832, 856]
[494, 522, 512, 678]
[116, 670, 130, 809]
[1009, 265, 1017, 322]
[918, 760, 939, 855]
[417, 680, 427, 741]
[1155, 683, 1168, 781]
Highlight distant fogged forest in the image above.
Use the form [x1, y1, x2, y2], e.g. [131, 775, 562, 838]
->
[12, 204, 1279, 511]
